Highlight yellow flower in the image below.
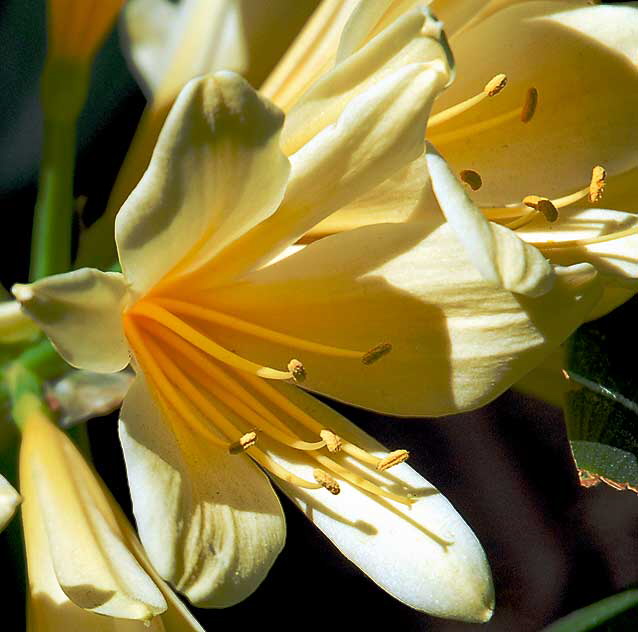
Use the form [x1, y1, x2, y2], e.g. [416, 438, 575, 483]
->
[13, 7, 509, 621]
[20, 407, 204, 631]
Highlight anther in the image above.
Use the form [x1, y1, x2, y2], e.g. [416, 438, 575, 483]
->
[362, 343, 392, 366]
[589, 165, 606, 203]
[229, 431, 257, 455]
[523, 195, 558, 222]
[460, 169, 482, 191]
[484, 73, 507, 97]
[521, 87, 538, 123]
[320, 429, 342, 453]
[313, 469, 341, 495]
[377, 449, 410, 472]
[288, 358, 306, 383]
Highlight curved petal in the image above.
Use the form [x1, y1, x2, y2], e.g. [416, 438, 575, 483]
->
[516, 208, 638, 281]
[12, 269, 129, 373]
[119, 374, 286, 607]
[206, 62, 449, 284]
[282, 7, 452, 155]
[206, 221, 602, 416]
[115, 72, 290, 297]
[426, 143, 554, 296]
[21, 411, 167, 621]
[0, 299, 39, 344]
[0, 473, 20, 532]
[428, 1, 638, 205]
[264, 382, 494, 622]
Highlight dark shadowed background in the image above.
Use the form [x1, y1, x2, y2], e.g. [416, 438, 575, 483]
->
[1, 1, 636, 630]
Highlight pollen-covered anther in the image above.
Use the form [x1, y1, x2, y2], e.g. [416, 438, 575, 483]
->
[229, 431, 257, 455]
[460, 169, 482, 191]
[362, 343, 392, 366]
[287, 358, 306, 383]
[320, 429, 342, 453]
[313, 469, 341, 495]
[589, 165, 606, 203]
[377, 449, 410, 472]
[521, 87, 538, 123]
[484, 73, 507, 97]
[523, 195, 558, 222]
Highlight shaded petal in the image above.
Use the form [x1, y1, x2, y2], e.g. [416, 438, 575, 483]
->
[282, 7, 452, 155]
[517, 208, 638, 281]
[429, 1, 638, 205]
[12, 269, 129, 373]
[115, 72, 290, 297]
[0, 473, 20, 532]
[207, 63, 449, 284]
[426, 143, 554, 296]
[265, 382, 494, 622]
[119, 374, 286, 607]
[20, 411, 166, 621]
[514, 347, 567, 408]
[206, 221, 602, 416]
[0, 299, 39, 344]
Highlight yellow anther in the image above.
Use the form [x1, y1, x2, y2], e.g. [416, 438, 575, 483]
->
[287, 358, 306, 383]
[589, 165, 606, 203]
[320, 429, 342, 453]
[460, 169, 483, 191]
[523, 195, 558, 222]
[313, 469, 341, 495]
[229, 431, 257, 455]
[521, 87, 538, 123]
[377, 449, 410, 472]
[362, 343, 392, 366]
[484, 73, 507, 97]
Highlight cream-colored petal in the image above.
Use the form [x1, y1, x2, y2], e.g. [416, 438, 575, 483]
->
[426, 143, 554, 296]
[282, 7, 452, 155]
[429, 1, 638, 206]
[115, 72, 290, 297]
[514, 347, 567, 408]
[207, 221, 601, 416]
[0, 300, 39, 344]
[21, 411, 167, 621]
[264, 382, 494, 622]
[517, 208, 638, 281]
[206, 63, 449, 284]
[118, 374, 286, 607]
[12, 269, 129, 373]
[0, 473, 20, 532]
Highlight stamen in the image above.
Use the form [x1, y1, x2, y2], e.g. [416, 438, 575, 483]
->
[288, 359, 306, 383]
[523, 195, 558, 222]
[320, 429, 342, 453]
[129, 302, 295, 380]
[362, 343, 392, 365]
[520, 87, 538, 123]
[229, 431, 257, 455]
[250, 449, 323, 490]
[589, 165, 606, 203]
[377, 450, 410, 472]
[460, 169, 483, 191]
[427, 73, 507, 127]
[313, 469, 341, 495]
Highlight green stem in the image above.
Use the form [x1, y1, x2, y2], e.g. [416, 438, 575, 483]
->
[29, 118, 77, 281]
[4, 363, 52, 431]
[17, 338, 69, 382]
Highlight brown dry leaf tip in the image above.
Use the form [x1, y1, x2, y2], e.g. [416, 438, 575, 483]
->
[229, 431, 257, 455]
[362, 343, 392, 365]
[484, 73, 507, 97]
[288, 358, 306, 383]
[313, 469, 341, 495]
[589, 165, 606, 203]
[578, 468, 601, 488]
[320, 429, 343, 453]
[377, 449, 410, 472]
[460, 169, 483, 191]
[520, 87, 538, 123]
[523, 195, 558, 222]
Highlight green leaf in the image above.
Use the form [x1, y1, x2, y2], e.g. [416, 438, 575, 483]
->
[542, 589, 638, 632]
[564, 296, 638, 491]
